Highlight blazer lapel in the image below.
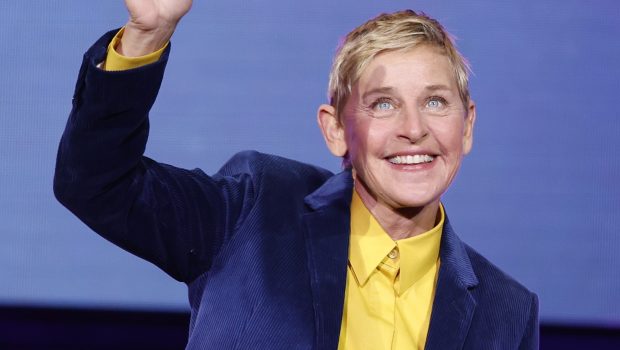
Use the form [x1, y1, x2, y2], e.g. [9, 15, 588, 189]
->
[302, 170, 353, 350]
[425, 216, 479, 350]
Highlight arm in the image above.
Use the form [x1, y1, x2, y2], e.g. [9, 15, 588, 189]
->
[54, 1, 254, 283]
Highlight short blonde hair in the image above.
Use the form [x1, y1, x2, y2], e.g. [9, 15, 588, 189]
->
[328, 10, 471, 118]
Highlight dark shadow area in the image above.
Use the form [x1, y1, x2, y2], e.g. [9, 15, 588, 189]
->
[541, 324, 620, 350]
[0, 306, 189, 350]
[0, 306, 618, 349]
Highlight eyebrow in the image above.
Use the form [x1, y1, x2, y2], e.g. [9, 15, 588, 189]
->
[361, 86, 395, 100]
[361, 84, 453, 100]
[424, 84, 452, 92]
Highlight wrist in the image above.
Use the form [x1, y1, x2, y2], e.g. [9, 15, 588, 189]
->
[117, 22, 175, 57]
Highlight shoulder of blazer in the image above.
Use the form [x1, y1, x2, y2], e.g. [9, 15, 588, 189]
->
[216, 150, 334, 195]
[464, 243, 535, 301]
[463, 242, 538, 339]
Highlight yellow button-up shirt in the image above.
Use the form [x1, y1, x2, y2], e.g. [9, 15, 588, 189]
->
[338, 191, 444, 350]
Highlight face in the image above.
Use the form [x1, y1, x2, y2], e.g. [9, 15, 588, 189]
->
[320, 45, 475, 214]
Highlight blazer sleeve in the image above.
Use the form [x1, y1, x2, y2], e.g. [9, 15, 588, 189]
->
[518, 293, 540, 350]
[53, 30, 255, 283]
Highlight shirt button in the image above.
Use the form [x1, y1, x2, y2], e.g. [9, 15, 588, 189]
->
[388, 248, 399, 259]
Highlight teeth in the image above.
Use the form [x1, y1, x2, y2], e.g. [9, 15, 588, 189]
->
[388, 155, 434, 165]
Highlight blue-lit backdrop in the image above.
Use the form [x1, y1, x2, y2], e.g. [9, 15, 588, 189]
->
[1, 1, 619, 326]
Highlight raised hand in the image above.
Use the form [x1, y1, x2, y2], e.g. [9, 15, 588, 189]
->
[118, 0, 193, 57]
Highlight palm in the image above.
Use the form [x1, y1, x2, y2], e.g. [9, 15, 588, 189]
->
[125, 0, 192, 31]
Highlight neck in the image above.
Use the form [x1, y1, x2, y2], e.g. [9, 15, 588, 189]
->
[354, 183, 440, 240]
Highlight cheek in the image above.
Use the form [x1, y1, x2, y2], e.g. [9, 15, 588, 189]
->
[345, 120, 376, 160]
[364, 121, 396, 154]
[434, 120, 466, 156]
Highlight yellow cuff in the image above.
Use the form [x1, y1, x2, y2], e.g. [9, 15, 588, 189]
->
[103, 27, 168, 71]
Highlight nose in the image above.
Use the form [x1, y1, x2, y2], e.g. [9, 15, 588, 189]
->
[398, 107, 428, 143]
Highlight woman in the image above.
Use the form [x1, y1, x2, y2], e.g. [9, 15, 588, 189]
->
[54, 1, 538, 348]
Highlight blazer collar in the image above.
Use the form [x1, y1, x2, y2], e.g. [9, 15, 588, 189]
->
[302, 169, 353, 350]
[425, 215, 479, 350]
[304, 169, 353, 211]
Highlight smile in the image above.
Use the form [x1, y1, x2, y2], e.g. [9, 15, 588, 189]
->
[388, 154, 435, 165]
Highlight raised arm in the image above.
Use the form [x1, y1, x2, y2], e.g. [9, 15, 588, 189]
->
[54, 0, 256, 283]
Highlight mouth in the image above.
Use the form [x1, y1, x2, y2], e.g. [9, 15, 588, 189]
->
[387, 154, 435, 165]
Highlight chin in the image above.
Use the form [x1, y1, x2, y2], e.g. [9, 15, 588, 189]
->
[396, 198, 438, 210]
[382, 190, 441, 210]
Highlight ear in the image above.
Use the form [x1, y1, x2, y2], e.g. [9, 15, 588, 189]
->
[317, 104, 347, 157]
[462, 100, 476, 155]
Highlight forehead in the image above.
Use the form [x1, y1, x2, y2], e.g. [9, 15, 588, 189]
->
[355, 45, 458, 94]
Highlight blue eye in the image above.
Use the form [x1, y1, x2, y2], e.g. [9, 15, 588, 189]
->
[375, 101, 394, 110]
[428, 99, 441, 108]
[427, 97, 445, 109]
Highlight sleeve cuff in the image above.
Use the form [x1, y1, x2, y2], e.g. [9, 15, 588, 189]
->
[103, 27, 169, 71]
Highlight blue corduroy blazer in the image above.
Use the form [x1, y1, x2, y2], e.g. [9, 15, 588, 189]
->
[54, 30, 539, 350]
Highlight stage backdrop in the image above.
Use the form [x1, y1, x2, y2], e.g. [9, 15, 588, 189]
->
[1, 0, 619, 326]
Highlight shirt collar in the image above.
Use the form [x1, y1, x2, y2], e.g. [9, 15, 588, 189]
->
[349, 191, 444, 294]
[396, 204, 443, 294]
